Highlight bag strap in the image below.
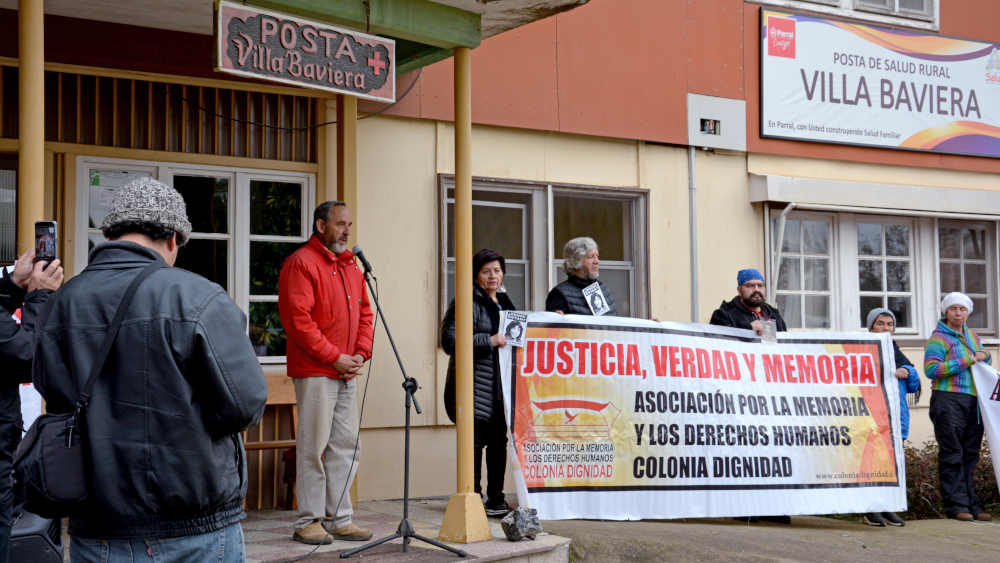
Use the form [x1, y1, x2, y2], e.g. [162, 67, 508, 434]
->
[76, 260, 164, 410]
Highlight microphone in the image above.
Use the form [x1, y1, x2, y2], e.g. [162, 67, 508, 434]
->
[352, 245, 374, 276]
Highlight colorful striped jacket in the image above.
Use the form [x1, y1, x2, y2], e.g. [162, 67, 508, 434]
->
[923, 320, 991, 395]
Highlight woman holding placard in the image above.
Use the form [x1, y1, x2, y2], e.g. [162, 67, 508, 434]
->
[440, 248, 517, 518]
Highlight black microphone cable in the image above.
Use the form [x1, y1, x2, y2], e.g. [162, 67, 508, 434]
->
[281, 276, 379, 562]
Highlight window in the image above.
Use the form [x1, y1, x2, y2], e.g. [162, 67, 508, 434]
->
[857, 220, 914, 329]
[0, 157, 15, 264]
[756, 1, 937, 27]
[773, 215, 833, 329]
[770, 210, 997, 336]
[440, 178, 647, 318]
[855, 0, 932, 20]
[939, 222, 994, 332]
[77, 156, 314, 361]
[444, 190, 530, 310]
[552, 192, 639, 317]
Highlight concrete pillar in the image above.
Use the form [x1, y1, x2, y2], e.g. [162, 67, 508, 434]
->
[17, 0, 44, 254]
[439, 47, 491, 544]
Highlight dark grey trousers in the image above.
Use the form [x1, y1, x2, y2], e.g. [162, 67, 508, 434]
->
[929, 390, 984, 517]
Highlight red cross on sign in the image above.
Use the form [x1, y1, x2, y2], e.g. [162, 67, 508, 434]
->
[367, 50, 387, 76]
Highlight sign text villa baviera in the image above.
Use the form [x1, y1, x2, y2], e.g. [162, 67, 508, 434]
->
[216, 0, 396, 103]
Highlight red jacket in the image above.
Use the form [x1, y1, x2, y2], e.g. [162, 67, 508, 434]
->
[278, 235, 374, 378]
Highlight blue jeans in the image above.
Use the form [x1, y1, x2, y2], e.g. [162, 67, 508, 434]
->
[70, 522, 245, 563]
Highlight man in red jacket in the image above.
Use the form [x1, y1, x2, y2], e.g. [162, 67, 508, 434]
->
[278, 201, 374, 545]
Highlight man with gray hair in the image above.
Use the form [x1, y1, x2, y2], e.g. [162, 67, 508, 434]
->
[32, 177, 268, 561]
[545, 236, 617, 316]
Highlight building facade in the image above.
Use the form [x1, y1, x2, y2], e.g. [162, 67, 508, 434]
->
[1, 0, 998, 505]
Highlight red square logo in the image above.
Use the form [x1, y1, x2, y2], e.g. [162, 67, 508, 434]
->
[768, 17, 796, 59]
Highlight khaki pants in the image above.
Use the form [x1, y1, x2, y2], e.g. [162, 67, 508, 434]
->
[294, 376, 360, 530]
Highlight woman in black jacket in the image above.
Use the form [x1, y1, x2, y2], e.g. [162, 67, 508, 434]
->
[441, 248, 516, 517]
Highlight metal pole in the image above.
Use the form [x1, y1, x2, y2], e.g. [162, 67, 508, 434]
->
[688, 147, 699, 322]
[17, 0, 44, 254]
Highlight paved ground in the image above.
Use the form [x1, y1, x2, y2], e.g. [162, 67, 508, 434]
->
[49, 500, 1000, 562]
[242, 498, 567, 562]
[543, 515, 1000, 562]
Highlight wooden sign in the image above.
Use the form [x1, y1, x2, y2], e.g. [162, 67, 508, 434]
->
[216, 0, 395, 102]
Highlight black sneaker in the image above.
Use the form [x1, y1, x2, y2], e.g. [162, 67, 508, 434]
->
[863, 512, 887, 527]
[881, 512, 905, 526]
[484, 500, 513, 518]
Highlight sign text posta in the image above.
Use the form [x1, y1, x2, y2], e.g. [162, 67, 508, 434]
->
[216, 0, 395, 103]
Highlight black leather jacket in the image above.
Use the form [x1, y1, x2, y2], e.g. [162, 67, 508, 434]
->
[32, 242, 268, 540]
[441, 286, 516, 422]
[0, 269, 51, 529]
[0, 267, 50, 383]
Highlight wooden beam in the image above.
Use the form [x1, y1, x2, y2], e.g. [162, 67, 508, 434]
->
[249, 0, 481, 49]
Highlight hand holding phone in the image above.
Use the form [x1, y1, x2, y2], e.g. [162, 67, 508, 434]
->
[34, 221, 57, 263]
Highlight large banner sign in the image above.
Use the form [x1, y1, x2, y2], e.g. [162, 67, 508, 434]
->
[972, 364, 1000, 489]
[216, 0, 395, 103]
[499, 314, 906, 520]
[761, 9, 1000, 158]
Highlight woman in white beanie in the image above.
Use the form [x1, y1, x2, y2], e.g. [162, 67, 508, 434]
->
[923, 291, 992, 522]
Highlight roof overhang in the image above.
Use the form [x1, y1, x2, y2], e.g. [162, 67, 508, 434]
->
[0, 0, 588, 74]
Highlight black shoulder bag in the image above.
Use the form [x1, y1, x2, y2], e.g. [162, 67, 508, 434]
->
[14, 261, 163, 518]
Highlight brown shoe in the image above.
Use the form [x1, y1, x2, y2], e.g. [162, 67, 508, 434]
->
[953, 512, 974, 522]
[975, 512, 993, 522]
[329, 522, 373, 541]
[293, 521, 333, 545]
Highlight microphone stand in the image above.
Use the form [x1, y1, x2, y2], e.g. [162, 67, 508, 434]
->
[340, 266, 467, 559]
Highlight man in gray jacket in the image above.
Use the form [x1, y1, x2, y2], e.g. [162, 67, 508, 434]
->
[33, 178, 268, 562]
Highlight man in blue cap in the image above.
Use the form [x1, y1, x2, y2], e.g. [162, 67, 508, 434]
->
[711, 270, 791, 524]
[710, 268, 787, 335]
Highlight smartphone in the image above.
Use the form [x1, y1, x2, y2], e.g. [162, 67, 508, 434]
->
[34, 221, 57, 263]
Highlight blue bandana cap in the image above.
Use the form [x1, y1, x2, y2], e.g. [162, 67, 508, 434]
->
[737, 268, 765, 287]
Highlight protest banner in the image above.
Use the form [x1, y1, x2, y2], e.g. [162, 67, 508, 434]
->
[972, 364, 1000, 489]
[499, 314, 906, 520]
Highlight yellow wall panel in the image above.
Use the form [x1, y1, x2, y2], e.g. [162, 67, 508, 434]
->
[695, 150, 763, 322]
[356, 116, 439, 429]
[437, 122, 639, 187]
[641, 143, 692, 323]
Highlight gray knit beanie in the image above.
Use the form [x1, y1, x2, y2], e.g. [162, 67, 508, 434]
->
[866, 307, 895, 330]
[100, 177, 192, 241]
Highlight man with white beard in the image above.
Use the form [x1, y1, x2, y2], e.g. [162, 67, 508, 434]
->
[279, 201, 375, 545]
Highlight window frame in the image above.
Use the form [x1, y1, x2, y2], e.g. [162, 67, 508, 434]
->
[768, 208, 999, 338]
[771, 210, 837, 331]
[755, 0, 938, 29]
[438, 175, 648, 319]
[75, 155, 315, 363]
[852, 216, 918, 332]
[936, 219, 996, 335]
[443, 196, 532, 313]
[0, 156, 17, 265]
[854, 0, 933, 21]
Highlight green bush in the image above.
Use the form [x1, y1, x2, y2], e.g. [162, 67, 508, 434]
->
[902, 440, 1000, 520]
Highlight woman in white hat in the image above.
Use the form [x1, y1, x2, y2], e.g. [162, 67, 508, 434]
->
[923, 292, 992, 522]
